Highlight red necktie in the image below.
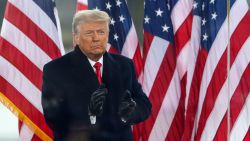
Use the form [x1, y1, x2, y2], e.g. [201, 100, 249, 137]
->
[94, 62, 102, 84]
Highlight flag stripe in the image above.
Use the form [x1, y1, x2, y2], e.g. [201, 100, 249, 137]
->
[243, 127, 250, 141]
[183, 48, 208, 141]
[0, 91, 52, 141]
[19, 124, 34, 141]
[4, 2, 61, 60]
[185, 15, 201, 109]
[132, 45, 143, 77]
[171, 0, 192, 35]
[200, 36, 250, 141]
[148, 70, 181, 141]
[165, 74, 186, 141]
[121, 23, 138, 59]
[0, 77, 52, 137]
[142, 32, 154, 66]
[8, 0, 61, 49]
[195, 0, 248, 132]
[174, 13, 192, 56]
[1, 19, 52, 71]
[195, 7, 250, 140]
[0, 56, 43, 113]
[0, 38, 43, 90]
[214, 63, 250, 141]
[142, 36, 170, 96]
[143, 43, 176, 141]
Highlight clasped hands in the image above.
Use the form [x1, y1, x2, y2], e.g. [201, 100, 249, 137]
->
[88, 85, 136, 123]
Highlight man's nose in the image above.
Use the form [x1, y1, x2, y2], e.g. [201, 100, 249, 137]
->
[92, 32, 100, 41]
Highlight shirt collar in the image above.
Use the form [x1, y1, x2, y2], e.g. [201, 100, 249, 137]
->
[88, 56, 103, 67]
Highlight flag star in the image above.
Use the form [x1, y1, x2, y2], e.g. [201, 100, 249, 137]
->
[162, 24, 170, 32]
[110, 18, 116, 25]
[155, 8, 163, 17]
[210, 0, 215, 4]
[203, 33, 208, 41]
[193, 1, 198, 9]
[114, 33, 119, 41]
[106, 2, 112, 10]
[202, 2, 205, 11]
[116, 0, 122, 7]
[202, 18, 206, 25]
[144, 16, 150, 24]
[119, 15, 125, 23]
[211, 12, 218, 20]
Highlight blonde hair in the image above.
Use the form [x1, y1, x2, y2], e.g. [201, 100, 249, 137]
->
[72, 10, 110, 34]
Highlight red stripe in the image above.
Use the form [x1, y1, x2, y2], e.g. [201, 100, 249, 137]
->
[142, 44, 176, 141]
[243, 128, 250, 141]
[182, 48, 208, 141]
[0, 76, 53, 138]
[230, 64, 250, 129]
[174, 12, 193, 56]
[32, 135, 43, 141]
[76, 3, 88, 11]
[143, 32, 154, 67]
[132, 44, 143, 78]
[5, 2, 61, 60]
[213, 64, 250, 141]
[195, 11, 250, 140]
[133, 122, 143, 141]
[165, 12, 192, 140]
[165, 74, 186, 140]
[0, 38, 43, 90]
[108, 46, 119, 54]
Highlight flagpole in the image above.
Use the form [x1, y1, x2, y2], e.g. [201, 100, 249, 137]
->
[227, 0, 231, 140]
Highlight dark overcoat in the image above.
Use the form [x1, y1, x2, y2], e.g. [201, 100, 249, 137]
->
[42, 46, 151, 141]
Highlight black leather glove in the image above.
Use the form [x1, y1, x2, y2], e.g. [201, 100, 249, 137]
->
[88, 84, 107, 116]
[118, 90, 136, 122]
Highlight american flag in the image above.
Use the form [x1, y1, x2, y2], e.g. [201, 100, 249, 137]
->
[184, 0, 250, 140]
[0, 0, 64, 140]
[137, 0, 190, 140]
[76, 0, 142, 77]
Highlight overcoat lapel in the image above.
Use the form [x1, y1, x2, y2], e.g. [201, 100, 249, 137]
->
[70, 47, 100, 93]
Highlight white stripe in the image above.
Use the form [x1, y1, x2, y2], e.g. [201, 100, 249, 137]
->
[121, 23, 139, 59]
[19, 124, 34, 141]
[8, 0, 61, 49]
[77, 0, 88, 5]
[54, 7, 65, 55]
[0, 56, 43, 114]
[142, 36, 169, 96]
[200, 37, 250, 141]
[177, 40, 190, 79]
[185, 16, 201, 112]
[196, 0, 248, 130]
[106, 43, 111, 52]
[230, 93, 250, 141]
[171, 0, 192, 34]
[1, 19, 52, 70]
[148, 70, 181, 141]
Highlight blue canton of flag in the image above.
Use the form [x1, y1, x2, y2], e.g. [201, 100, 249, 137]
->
[197, 0, 235, 51]
[144, 0, 174, 43]
[87, 0, 133, 53]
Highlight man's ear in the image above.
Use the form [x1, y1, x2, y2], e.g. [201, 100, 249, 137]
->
[73, 33, 80, 45]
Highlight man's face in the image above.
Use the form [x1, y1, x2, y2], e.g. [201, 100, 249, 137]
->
[74, 21, 109, 61]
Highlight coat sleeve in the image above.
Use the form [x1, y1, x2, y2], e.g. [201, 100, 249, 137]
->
[128, 60, 152, 124]
[41, 64, 68, 134]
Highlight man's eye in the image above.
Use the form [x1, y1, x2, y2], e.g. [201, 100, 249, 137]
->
[84, 32, 92, 36]
[98, 31, 105, 35]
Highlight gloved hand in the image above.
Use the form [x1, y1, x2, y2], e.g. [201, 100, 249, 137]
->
[88, 84, 107, 116]
[118, 90, 136, 122]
